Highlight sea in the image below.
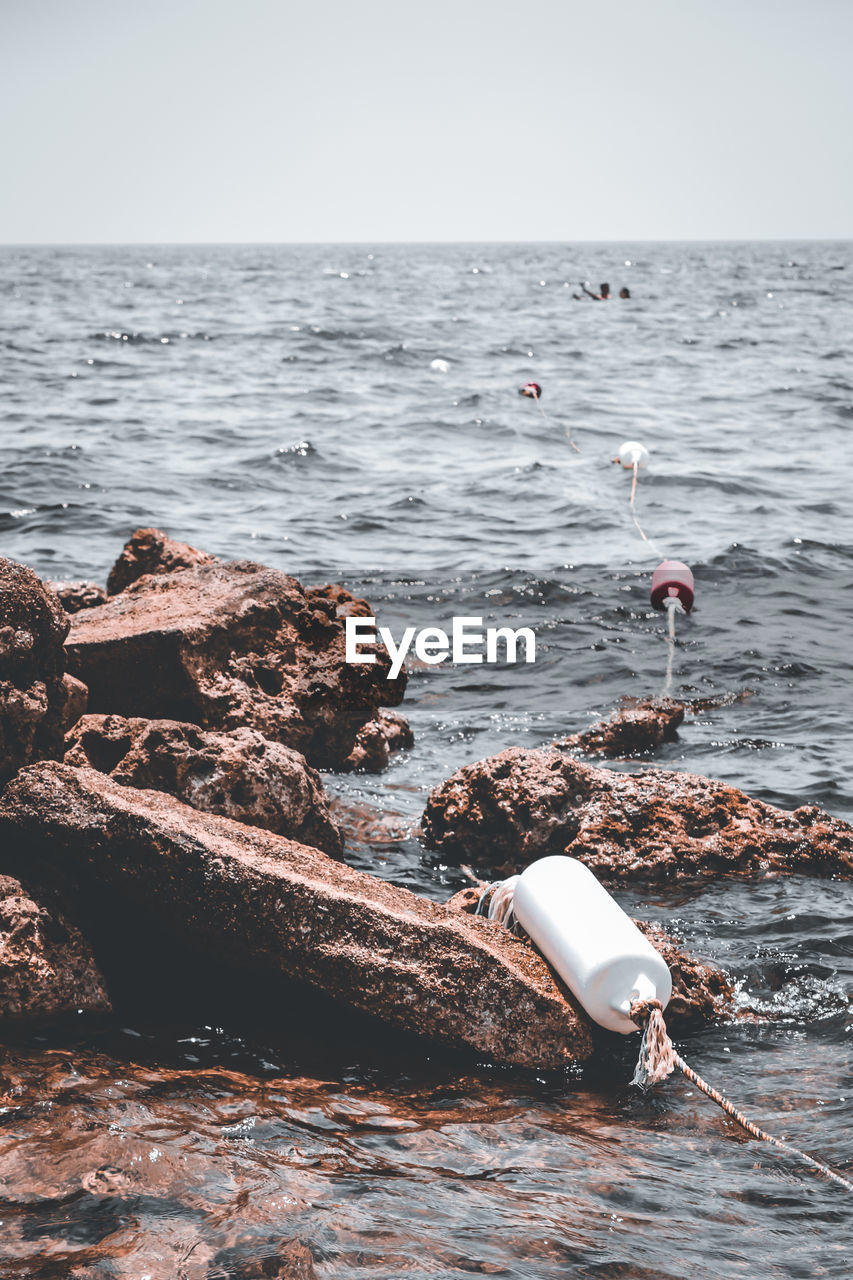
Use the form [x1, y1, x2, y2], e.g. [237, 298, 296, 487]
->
[1, 241, 851, 1278]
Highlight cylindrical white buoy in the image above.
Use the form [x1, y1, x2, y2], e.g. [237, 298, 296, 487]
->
[511, 856, 672, 1034]
[618, 440, 650, 469]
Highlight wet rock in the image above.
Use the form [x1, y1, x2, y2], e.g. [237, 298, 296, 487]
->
[0, 558, 70, 784]
[344, 709, 414, 772]
[59, 673, 88, 732]
[305, 582, 374, 618]
[50, 580, 108, 614]
[0, 763, 595, 1069]
[211, 1240, 318, 1280]
[561, 697, 684, 757]
[445, 884, 733, 1032]
[66, 557, 406, 769]
[106, 527, 216, 595]
[423, 748, 853, 883]
[64, 714, 344, 856]
[0, 874, 110, 1020]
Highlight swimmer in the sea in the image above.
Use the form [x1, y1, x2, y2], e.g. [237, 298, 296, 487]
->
[619, 287, 631, 299]
[579, 281, 611, 300]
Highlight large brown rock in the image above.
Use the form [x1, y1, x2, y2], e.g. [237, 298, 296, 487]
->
[107, 527, 216, 595]
[0, 873, 110, 1020]
[561, 697, 684, 757]
[0, 763, 596, 1068]
[423, 747, 853, 883]
[64, 713, 343, 856]
[65, 557, 405, 769]
[0, 558, 70, 784]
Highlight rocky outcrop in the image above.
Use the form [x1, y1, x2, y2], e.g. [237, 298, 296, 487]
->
[50, 580, 108, 614]
[0, 874, 110, 1020]
[64, 714, 344, 856]
[305, 582, 373, 619]
[344, 709, 414, 772]
[59, 673, 88, 732]
[423, 748, 853, 883]
[106, 527, 216, 595]
[0, 558, 70, 784]
[0, 762, 597, 1069]
[445, 884, 733, 1032]
[561, 698, 684, 757]
[65, 557, 406, 769]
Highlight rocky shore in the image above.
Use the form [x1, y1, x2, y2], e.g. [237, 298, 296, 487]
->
[3, 532, 849, 1066]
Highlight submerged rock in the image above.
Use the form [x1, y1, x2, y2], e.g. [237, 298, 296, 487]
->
[0, 558, 70, 784]
[64, 714, 344, 856]
[344, 709, 414, 772]
[0, 874, 110, 1020]
[65, 557, 405, 769]
[106, 527, 216, 595]
[50, 580, 108, 614]
[445, 885, 733, 1032]
[423, 748, 853, 883]
[0, 763, 596, 1069]
[561, 697, 684, 757]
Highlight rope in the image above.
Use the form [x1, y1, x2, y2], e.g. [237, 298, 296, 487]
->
[530, 385, 580, 452]
[661, 597, 678, 696]
[628, 459, 662, 555]
[630, 999, 853, 1195]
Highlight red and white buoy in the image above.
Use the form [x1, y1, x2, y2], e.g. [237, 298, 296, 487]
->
[650, 560, 694, 613]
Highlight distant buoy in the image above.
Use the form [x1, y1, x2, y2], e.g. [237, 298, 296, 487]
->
[651, 560, 694, 613]
[519, 382, 541, 399]
[430, 358, 450, 373]
[618, 441, 649, 470]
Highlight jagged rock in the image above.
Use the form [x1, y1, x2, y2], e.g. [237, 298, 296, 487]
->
[50, 580, 108, 614]
[0, 874, 110, 1020]
[107, 527, 216, 595]
[445, 885, 733, 1032]
[0, 559, 70, 784]
[0, 763, 595, 1069]
[561, 698, 684, 757]
[344, 709, 414, 772]
[65, 557, 405, 770]
[305, 582, 373, 618]
[59, 673, 88, 732]
[64, 714, 343, 856]
[423, 748, 853, 883]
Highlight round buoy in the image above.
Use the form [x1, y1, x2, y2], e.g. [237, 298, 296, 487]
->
[430, 358, 450, 373]
[618, 440, 649, 469]
[651, 560, 695, 613]
[519, 382, 541, 399]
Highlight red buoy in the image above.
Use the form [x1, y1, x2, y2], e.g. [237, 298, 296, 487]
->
[519, 382, 541, 399]
[651, 560, 694, 613]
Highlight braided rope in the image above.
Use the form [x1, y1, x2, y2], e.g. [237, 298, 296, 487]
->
[630, 999, 853, 1195]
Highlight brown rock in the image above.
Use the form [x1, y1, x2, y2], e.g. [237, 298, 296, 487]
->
[561, 697, 684, 757]
[64, 714, 343, 856]
[59, 673, 89, 732]
[66, 557, 406, 769]
[0, 873, 110, 1020]
[0, 558, 70, 784]
[445, 884, 733, 1032]
[0, 763, 595, 1068]
[49, 580, 108, 614]
[305, 582, 374, 618]
[107, 527, 216, 595]
[423, 748, 853, 883]
[344, 709, 414, 772]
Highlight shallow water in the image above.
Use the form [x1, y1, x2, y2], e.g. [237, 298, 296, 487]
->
[1, 242, 852, 1276]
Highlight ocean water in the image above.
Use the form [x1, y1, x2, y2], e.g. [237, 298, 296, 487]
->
[1, 242, 852, 1277]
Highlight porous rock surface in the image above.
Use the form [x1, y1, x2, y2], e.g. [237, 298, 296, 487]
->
[106, 527, 216, 595]
[423, 748, 853, 883]
[445, 886, 732, 1032]
[0, 874, 110, 1020]
[64, 713, 344, 856]
[50, 580, 108, 614]
[345, 709, 414, 772]
[561, 697, 684, 757]
[0, 763, 596, 1068]
[0, 558, 70, 784]
[65, 556, 406, 769]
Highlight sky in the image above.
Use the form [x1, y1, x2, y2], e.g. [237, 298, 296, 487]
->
[1, 0, 851, 243]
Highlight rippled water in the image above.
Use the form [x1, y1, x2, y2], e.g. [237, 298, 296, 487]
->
[1, 243, 852, 1277]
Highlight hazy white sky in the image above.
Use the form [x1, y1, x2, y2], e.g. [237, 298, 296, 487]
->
[1, 0, 851, 242]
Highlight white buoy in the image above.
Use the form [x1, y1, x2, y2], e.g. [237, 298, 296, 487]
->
[430, 358, 450, 373]
[511, 856, 672, 1034]
[618, 440, 649, 469]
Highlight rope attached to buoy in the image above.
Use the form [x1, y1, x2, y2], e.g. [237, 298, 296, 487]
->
[661, 596, 680, 696]
[630, 999, 853, 1195]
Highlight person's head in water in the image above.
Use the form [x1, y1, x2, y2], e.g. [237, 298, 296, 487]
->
[619, 287, 631, 299]
[600, 283, 611, 299]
